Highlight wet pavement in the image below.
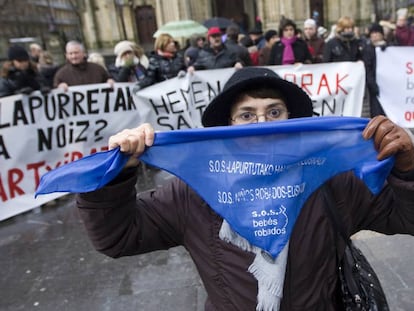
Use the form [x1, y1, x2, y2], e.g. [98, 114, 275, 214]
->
[1, 167, 414, 311]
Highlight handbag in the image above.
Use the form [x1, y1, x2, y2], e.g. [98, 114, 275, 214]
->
[322, 185, 390, 311]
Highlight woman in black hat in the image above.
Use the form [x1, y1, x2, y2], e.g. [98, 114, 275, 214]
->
[76, 67, 414, 311]
[0, 45, 46, 97]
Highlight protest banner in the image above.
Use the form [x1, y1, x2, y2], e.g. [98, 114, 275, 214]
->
[376, 46, 414, 128]
[133, 62, 366, 130]
[0, 83, 139, 220]
[1, 62, 365, 221]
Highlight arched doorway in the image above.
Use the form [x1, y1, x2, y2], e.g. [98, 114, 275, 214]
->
[310, 0, 325, 26]
[135, 5, 157, 52]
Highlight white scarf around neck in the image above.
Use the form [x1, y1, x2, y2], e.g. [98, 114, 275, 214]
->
[219, 219, 289, 311]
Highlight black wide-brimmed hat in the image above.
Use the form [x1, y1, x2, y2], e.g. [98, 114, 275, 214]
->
[201, 67, 314, 127]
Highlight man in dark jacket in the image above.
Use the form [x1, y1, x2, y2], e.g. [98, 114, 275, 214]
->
[189, 27, 243, 71]
[76, 67, 414, 311]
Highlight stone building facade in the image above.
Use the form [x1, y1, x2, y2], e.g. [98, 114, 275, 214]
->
[0, 0, 406, 60]
[81, 0, 402, 53]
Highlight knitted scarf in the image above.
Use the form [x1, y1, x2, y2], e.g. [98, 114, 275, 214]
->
[281, 37, 297, 65]
[220, 220, 289, 311]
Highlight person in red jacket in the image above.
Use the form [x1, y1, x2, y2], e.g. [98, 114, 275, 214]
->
[77, 67, 414, 311]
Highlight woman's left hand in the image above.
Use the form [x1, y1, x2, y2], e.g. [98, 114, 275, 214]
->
[362, 116, 414, 172]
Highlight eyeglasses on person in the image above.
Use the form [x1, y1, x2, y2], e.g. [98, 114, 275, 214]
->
[231, 108, 289, 124]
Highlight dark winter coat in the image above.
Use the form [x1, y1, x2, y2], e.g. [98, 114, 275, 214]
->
[268, 39, 312, 65]
[39, 64, 60, 88]
[138, 51, 185, 88]
[192, 45, 239, 70]
[184, 46, 202, 67]
[77, 167, 414, 311]
[225, 40, 252, 66]
[362, 42, 388, 117]
[323, 36, 364, 62]
[0, 61, 43, 97]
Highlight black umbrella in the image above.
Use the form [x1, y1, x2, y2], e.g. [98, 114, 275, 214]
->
[203, 17, 236, 30]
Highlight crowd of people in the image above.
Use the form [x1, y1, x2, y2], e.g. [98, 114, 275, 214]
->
[4, 10, 414, 311]
[2, 10, 414, 117]
[73, 11, 414, 309]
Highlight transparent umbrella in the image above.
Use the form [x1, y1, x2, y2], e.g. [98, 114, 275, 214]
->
[153, 20, 208, 38]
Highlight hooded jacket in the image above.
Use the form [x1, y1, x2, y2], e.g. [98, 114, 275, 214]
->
[77, 168, 414, 311]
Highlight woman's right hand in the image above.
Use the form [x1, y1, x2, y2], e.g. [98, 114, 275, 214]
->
[108, 123, 155, 168]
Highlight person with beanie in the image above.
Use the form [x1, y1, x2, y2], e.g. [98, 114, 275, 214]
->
[108, 40, 149, 82]
[303, 18, 325, 63]
[76, 67, 414, 310]
[0, 45, 46, 97]
[323, 16, 364, 62]
[268, 18, 312, 65]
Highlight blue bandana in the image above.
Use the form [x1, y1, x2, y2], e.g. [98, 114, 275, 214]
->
[36, 116, 394, 258]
